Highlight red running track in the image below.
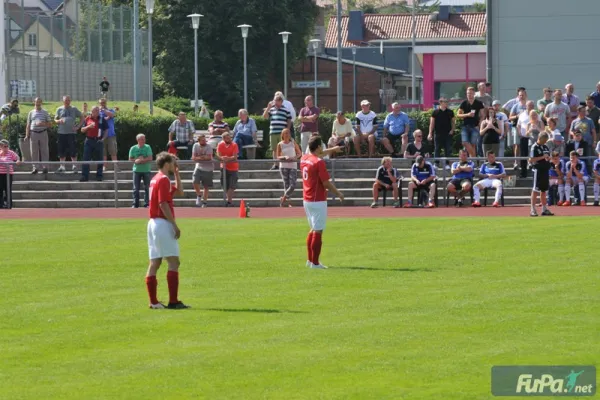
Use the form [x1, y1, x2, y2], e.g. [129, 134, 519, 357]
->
[0, 205, 598, 219]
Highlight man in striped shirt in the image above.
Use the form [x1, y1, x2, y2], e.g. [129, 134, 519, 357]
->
[168, 112, 195, 159]
[262, 94, 291, 170]
[25, 97, 52, 174]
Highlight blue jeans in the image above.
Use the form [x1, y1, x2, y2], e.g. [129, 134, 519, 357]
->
[234, 134, 255, 158]
[461, 125, 479, 145]
[81, 138, 104, 180]
[133, 172, 150, 207]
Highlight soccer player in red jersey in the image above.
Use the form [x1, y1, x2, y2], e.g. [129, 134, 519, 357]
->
[301, 136, 344, 269]
[145, 152, 190, 309]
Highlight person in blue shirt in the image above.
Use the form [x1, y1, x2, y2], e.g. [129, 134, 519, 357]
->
[591, 155, 600, 206]
[99, 98, 116, 169]
[233, 109, 258, 159]
[381, 102, 410, 158]
[472, 151, 506, 207]
[547, 151, 566, 205]
[447, 149, 475, 207]
[563, 151, 589, 206]
[405, 155, 436, 208]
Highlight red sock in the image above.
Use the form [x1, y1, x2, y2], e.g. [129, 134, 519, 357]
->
[311, 232, 322, 265]
[145, 275, 158, 304]
[306, 232, 314, 263]
[167, 271, 179, 304]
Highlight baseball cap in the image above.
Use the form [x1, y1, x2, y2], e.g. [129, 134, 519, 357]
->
[492, 100, 501, 106]
[553, 133, 564, 142]
[0, 139, 9, 146]
[360, 100, 371, 106]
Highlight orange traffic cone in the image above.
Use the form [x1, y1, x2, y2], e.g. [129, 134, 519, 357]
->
[239, 199, 246, 218]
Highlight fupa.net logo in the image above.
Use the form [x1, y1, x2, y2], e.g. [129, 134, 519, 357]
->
[491, 365, 596, 397]
[516, 370, 593, 395]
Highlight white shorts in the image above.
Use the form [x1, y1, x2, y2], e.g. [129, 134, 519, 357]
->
[549, 178, 560, 186]
[303, 200, 327, 231]
[147, 218, 180, 260]
[476, 178, 502, 189]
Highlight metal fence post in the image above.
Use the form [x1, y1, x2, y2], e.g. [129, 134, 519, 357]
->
[113, 161, 119, 208]
[6, 167, 12, 209]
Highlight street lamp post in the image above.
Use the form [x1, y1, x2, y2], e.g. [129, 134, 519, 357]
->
[187, 14, 203, 116]
[145, 0, 154, 115]
[279, 31, 291, 99]
[309, 39, 321, 106]
[238, 24, 251, 110]
[352, 46, 357, 114]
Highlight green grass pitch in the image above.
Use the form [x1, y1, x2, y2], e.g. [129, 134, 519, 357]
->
[1, 217, 598, 400]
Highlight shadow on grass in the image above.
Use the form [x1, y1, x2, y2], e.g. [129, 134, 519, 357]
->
[203, 308, 308, 314]
[330, 266, 435, 272]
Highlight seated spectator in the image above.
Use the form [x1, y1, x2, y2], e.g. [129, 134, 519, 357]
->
[199, 105, 210, 119]
[129, 134, 153, 208]
[216, 132, 239, 207]
[447, 149, 475, 207]
[545, 118, 565, 156]
[563, 150, 589, 206]
[168, 112, 195, 158]
[192, 134, 214, 208]
[566, 130, 589, 161]
[381, 102, 410, 157]
[276, 128, 302, 207]
[328, 111, 356, 154]
[371, 156, 400, 208]
[208, 110, 230, 148]
[405, 155, 436, 208]
[232, 109, 258, 159]
[472, 150, 506, 207]
[549, 151, 566, 205]
[593, 153, 600, 206]
[355, 100, 377, 158]
[404, 130, 430, 159]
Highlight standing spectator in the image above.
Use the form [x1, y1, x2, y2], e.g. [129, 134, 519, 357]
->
[298, 95, 320, 153]
[526, 109, 545, 148]
[472, 150, 506, 208]
[508, 89, 528, 169]
[563, 151, 589, 206]
[355, 100, 378, 158]
[80, 106, 107, 182]
[232, 109, 258, 159]
[529, 132, 553, 216]
[168, 112, 195, 158]
[276, 92, 297, 139]
[565, 130, 589, 164]
[589, 82, 600, 108]
[276, 128, 301, 207]
[545, 118, 565, 156]
[593, 154, 600, 206]
[371, 156, 400, 208]
[493, 100, 509, 159]
[99, 98, 117, 170]
[216, 132, 239, 207]
[133, 104, 139, 113]
[447, 149, 475, 207]
[479, 108, 502, 157]
[475, 82, 493, 107]
[457, 87, 485, 157]
[0, 139, 21, 209]
[99, 76, 110, 98]
[191, 133, 214, 208]
[329, 111, 356, 153]
[25, 97, 52, 174]
[262, 94, 291, 170]
[537, 88, 554, 119]
[562, 83, 580, 121]
[585, 96, 600, 139]
[404, 130, 430, 159]
[381, 102, 410, 157]
[55, 95, 83, 174]
[82, 102, 90, 116]
[428, 97, 455, 169]
[570, 106, 595, 165]
[549, 151, 566, 206]
[199, 105, 210, 119]
[502, 87, 526, 115]
[129, 133, 153, 208]
[0, 99, 19, 123]
[544, 89, 570, 136]
[207, 110, 230, 149]
[405, 155, 436, 208]
[516, 104, 537, 177]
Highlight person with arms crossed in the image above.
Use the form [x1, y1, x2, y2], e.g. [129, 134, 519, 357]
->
[355, 100, 378, 158]
[447, 149, 474, 207]
[371, 156, 400, 209]
[129, 133, 153, 208]
[563, 151, 589, 206]
[381, 102, 410, 157]
[428, 97, 455, 169]
[405, 155, 436, 208]
[146, 152, 189, 309]
[192, 133, 214, 208]
[548, 151, 566, 206]
[301, 136, 344, 269]
[528, 132, 554, 216]
[472, 150, 506, 208]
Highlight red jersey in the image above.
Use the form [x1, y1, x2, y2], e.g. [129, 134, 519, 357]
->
[149, 172, 176, 219]
[300, 154, 330, 202]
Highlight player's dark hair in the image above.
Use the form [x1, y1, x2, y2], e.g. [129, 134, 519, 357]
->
[308, 135, 323, 152]
[486, 150, 495, 156]
[156, 151, 175, 169]
[517, 87, 526, 93]
[570, 150, 578, 157]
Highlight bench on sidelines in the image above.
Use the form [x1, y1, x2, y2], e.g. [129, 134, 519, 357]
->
[175, 130, 264, 159]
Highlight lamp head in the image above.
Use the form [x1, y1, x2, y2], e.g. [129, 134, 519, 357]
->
[279, 31, 291, 44]
[187, 14, 203, 29]
[309, 39, 321, 50]
[145, 0, 154, 15]
[238, 24, 252, 38]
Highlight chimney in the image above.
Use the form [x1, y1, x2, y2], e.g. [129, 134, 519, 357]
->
[347, 10, 364, 42]
[438, 5, 450, 21]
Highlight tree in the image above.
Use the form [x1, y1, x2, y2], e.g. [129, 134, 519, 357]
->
[152, 0, 319, 115]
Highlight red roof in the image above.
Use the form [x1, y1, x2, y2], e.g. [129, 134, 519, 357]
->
[325, 12, 486, 47]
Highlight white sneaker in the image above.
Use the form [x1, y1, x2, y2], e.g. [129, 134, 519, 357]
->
[72, 165, 77, 173]
[310, 263, 328, 269]
[306, 260, 312, 268]
[149, 302, 166, 309]
[195, 197, 202, 207]
[56, 166, 65, 174]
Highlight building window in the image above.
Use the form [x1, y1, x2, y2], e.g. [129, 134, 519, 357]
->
[435, 81, 476, 107]
[28, 33, 37, 48]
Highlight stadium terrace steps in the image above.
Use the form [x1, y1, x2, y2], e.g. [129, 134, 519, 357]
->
[8, 161, 595, 208]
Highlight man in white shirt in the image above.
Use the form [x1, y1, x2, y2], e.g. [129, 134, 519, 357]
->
[517, 101, 535, 177]
[355, 99, 378, 158]
[493, 100, 509, 159]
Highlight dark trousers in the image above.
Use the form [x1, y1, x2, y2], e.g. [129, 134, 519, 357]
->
[234, 134, 255, 158]
[0, 173, 14, 209]
[434, 134, 452, 165]
[519, 137, 529, 178]
[82, 138, 104, 180]
[133, 172, 151, 207]
[172, 140, 193, 159]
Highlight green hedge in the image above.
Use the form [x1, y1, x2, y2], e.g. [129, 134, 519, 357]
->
[1, 109, 471, 160]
